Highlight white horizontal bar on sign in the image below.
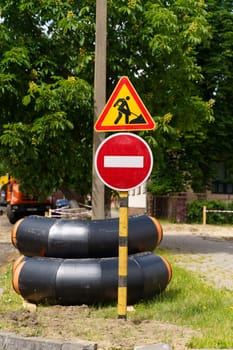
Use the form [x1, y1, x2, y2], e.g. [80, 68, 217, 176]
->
[104, 156, 144, 168]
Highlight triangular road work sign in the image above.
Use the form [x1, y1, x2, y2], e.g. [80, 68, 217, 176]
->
[94, 76, 156, 132]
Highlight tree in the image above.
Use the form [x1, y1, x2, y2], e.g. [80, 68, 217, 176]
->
[107, 0, 214, 194]
[0, 0, 214, 201]
[196, 0, 233, 190]
[0, 0, 95, 197]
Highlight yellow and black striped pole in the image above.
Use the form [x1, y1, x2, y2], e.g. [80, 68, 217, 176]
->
[117, 191, 129, 320]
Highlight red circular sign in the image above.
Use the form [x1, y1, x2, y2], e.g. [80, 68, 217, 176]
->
[95, 133, 153, 191]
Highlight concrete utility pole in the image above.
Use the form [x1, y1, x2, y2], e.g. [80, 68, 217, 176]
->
[92, 0, 107, 219]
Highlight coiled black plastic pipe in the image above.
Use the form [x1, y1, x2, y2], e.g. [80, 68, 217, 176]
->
[12, 215, 163, 258]
[12, 252, 172, 305]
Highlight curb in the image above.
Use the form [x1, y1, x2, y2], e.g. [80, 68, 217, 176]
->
[0, 332, 97, 350]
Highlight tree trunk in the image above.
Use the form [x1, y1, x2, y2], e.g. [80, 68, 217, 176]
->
[60, 186, 79, 208]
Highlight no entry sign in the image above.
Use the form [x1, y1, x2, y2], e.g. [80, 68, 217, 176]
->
[95, 133, 153, 191]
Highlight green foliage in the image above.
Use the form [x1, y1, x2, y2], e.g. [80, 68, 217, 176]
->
[0, 0, 95, 196]
[0, 0, 225, 198]
[0, 75, 93, 196]
[186, 199, 233, 224]
[197, 0, 233, 186]
[147, 0, 233, 194]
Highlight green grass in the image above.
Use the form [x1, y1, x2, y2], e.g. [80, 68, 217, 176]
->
[134, 264, 233, 348]
[89, 249, 233, 349]
[0, 265, 22, 313]
[0, 253, 233, 348]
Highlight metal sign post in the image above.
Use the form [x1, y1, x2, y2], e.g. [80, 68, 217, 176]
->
[117, 191, 128, 319]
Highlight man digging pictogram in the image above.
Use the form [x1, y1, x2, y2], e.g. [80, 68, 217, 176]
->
[114, 96, 146, 125]
[114, 96, 131, 124]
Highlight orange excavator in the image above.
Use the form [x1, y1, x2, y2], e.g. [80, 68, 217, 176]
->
[5, 177, 52, 224]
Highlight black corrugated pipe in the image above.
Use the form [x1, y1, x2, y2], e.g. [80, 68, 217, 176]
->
[12, 252, 172, 305]
[12, 215, 163, 258]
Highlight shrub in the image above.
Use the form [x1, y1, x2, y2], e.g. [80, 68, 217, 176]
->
[186, 200, 233, 224]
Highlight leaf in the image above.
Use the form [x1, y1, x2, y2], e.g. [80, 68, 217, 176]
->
[22, 95, 31, 106]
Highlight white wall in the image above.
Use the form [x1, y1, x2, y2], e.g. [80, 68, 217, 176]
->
[129, 182, 147, 209]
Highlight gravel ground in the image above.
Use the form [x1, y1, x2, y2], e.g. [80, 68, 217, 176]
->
[160, 223, 233, 291]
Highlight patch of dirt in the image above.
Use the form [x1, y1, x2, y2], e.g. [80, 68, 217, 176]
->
[0, 212, 232, 349]
[1, 307, 200, 350]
